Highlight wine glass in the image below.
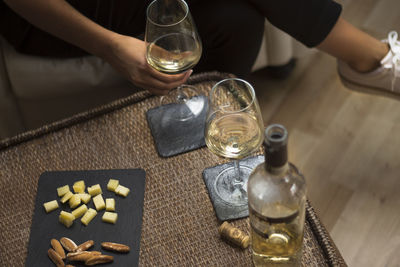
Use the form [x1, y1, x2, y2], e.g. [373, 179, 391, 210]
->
[145, 0, 204, 121]
[205, 78, 264, 206]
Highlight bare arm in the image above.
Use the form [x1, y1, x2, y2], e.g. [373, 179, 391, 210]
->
[4, 0, 191, 94]
[5, 0, 115, 58]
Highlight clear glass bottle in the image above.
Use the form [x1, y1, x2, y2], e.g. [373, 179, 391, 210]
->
[247, 124, 306, 267]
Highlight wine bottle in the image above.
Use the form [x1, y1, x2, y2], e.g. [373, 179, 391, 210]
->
[247, 124, 306, 266]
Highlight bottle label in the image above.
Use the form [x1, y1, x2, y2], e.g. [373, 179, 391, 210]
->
[249, 205, 300, 238]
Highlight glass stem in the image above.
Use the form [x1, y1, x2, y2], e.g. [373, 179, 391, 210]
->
[176, 85, 186, 103]
[232, 160, 243, 186]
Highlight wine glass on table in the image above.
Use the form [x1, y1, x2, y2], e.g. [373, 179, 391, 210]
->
[145, 0, 204, 121]
[205, 78, 264, 206]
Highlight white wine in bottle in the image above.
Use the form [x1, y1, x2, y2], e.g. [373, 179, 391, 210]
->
[247, 124, 306, 266]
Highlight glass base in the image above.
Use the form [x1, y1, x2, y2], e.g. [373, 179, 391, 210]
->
[213, 164, 253, 206]
[160, 85, 205, 122]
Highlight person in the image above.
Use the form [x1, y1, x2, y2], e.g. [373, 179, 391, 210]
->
[1, 0, 399, 97]
[0, 0, 265, 96]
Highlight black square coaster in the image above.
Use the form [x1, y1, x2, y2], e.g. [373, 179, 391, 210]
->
[202, 155, 264, 221]
[146, 95, 208, 157]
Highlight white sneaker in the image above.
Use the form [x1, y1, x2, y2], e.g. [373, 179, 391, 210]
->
[338, 31, 400, 98]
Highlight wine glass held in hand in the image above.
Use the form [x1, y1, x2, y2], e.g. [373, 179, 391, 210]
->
[145, 0, 204, 121]
[205, 78, 264, 206]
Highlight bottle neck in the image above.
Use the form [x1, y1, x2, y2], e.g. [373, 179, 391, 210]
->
[263, 124, 289, 175]
[266, 162, 289, 175]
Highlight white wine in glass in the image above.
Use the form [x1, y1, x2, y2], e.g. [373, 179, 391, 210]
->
[147, 32, 202, 74]
[206, 112, 263, 159]
[205, 78, 264, 206]
[145, 0, 204, 121]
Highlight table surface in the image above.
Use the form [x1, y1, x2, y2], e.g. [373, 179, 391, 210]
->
[0, 72, 347, 267]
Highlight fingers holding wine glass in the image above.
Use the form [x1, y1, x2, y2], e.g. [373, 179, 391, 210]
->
[145, 67, 193, 95]
[147, 67, 193, 93]
[105, 34, 192, 95]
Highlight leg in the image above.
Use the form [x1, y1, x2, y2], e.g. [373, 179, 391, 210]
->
[247, 0, 389, 72]
[246, 0, 400, 97]
[191, 0, 264, 78]
[246, 0, 342, 48]
[317, 17, 389, 73]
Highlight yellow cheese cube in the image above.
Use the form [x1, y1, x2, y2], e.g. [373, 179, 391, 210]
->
[87, 184, 102, 196]
[43, 200, 59, 213]
[102, 212, 118, 224]
[71, 204, 88, 218]
[107, 179, 119, 192]
[60, 210, 75, 221]
[73, 180, 85, 193]
[69, 194, 81, 209]
[92, 194, 105, 211]
[57, 185, 70, 197]
[59, 211, 75, 228]
[81, 208, 97, 226]
[79, 193, 91, 204]
[115, 185, 130, 197]
[60, 191, 74, 204]
[105, 198, 115, 211]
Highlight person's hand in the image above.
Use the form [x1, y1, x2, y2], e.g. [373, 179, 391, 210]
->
[104, 34, 192, 95]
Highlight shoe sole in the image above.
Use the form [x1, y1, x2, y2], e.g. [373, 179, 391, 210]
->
[338, 73, 400, 101]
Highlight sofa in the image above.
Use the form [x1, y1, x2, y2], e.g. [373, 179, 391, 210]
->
[0, 21, 295, 140]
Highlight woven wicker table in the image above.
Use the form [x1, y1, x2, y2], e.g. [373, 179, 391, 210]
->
[0, 72, 346, 267]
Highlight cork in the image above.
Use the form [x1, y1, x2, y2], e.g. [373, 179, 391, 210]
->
[218, 221, 250, 249]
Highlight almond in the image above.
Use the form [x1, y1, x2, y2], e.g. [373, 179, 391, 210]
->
[76, 240, 94, 252]
[51, 239, 66, 259]
[47, 248, 64, 267]
[85, 255, 114, 266]
[60, 237, 78, 252]
[67, 251, 101, 262]
[101, 242, 130, 253]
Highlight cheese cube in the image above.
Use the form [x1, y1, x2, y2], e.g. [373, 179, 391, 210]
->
[72, 204, 88, 218]
[87, 184, 102, 196]
[107, 179, 119, 192]
[57, 185, 70, 197]
[79, 193, 91, 204]
[105, 198, 115, 211]
[43, 200, 59, 213]
[69, 194, 81, 209]
[81, 208, 97, 226]
[115, 185, 130, 197]
[102, 212, 118, 224]
[92, 194, 105, 211]
[59, 211, 75, 228]
[60, 191, 74, 204]
[73, 180, 85, 193]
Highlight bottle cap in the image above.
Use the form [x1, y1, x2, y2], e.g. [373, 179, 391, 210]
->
[264, 124, 288, 168]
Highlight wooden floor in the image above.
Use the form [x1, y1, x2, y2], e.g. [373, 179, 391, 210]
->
[249, 0, 400, 266]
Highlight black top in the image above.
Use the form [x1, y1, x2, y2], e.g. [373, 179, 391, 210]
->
[1, 0, 342, 57]
[0, 0, 151, 58]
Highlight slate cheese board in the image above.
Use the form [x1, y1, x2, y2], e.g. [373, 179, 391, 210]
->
[25, 169, 146, 267]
